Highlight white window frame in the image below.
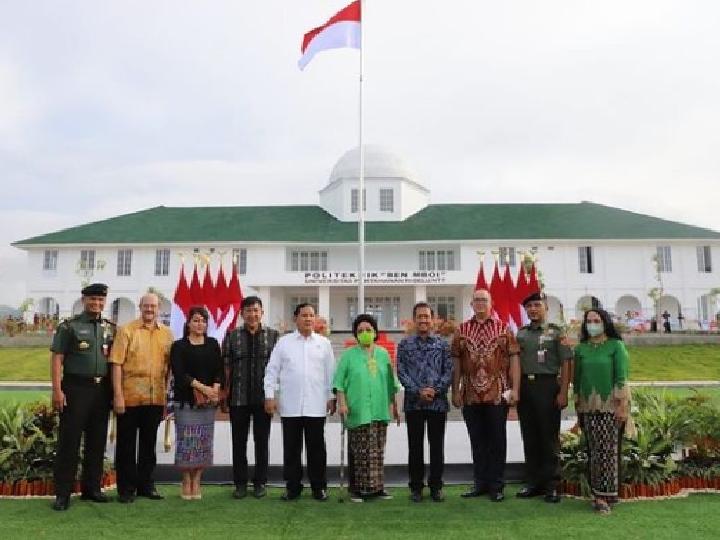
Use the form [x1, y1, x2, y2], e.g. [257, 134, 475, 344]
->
[578, 246, 594, 274]
[154, 249, 170, 276]
[80, 249, 95, 271]
[419, 250, 456, 271]
[350, 188, 366, 213]
[116, 249, 132, 277]
[290, 250, 328, 272]
[232, 248, 247, 274]
[379, 188, 394, 212]
[43, 249, 58, 271]
[697, 246, 712, 273]
[656, 246, 672, 273]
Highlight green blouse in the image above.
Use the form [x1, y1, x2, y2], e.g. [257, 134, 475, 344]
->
[333, 345, 399, 430]
[573, 338, 630, 414]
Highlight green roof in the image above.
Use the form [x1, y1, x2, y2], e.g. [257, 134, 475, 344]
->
[13, 202, 720, 246]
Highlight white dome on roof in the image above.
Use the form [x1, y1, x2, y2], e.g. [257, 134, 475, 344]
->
[328, 145, 421, 185]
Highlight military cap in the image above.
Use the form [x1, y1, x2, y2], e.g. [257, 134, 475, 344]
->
[522, 291, 546, 306]
[81, 283, 108, 297]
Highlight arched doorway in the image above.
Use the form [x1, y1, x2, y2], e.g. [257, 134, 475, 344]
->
[545, 295, 564, 324]
[697, 294, 717, 328]
[657, 295, 682, 331]
[37, 297, 60, 318]
[615, 295, 642, 321]
[111, 298, 136, 325]
[575, 295, 602, 319]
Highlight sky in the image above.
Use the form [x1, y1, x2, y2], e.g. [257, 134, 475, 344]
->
[1, 0, 719, 307]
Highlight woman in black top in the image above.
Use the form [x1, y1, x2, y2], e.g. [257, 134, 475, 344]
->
[170, 306, 223, 500]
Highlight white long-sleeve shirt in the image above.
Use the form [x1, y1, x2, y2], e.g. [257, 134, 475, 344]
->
[263, 330, 335, 417]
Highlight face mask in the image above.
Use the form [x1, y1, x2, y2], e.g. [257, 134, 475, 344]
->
[357, 330, 375, 346]
[586, 322, 604, 337]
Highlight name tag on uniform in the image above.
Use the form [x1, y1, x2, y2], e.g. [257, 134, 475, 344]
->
[537, 350, 546, 363]
[77, 329, 90, 335]
[78, 341, 90, 350]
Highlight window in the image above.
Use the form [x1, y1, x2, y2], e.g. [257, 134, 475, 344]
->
[499, 247, 516, 266]
[379, 189, 394, 212]
[154, 249, 170, 276]
[116, 249, 132, 276]
[428, 296, 457, 320]
[290, 250, 328, 272]
[80, 249, 95, 271]
[419, 250, 456, 271]
[232, 248, 247, 274]
[43, 250, 58, 271]
[656, 246, 672, 273]
[290, 296, 319, 318]
[350, 189, 366, 213]
[697, 246, 712, 273]
[578, 246, 594, 274]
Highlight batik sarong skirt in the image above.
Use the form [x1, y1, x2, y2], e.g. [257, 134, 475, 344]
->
[580, 412, 623, 497]
[174, 405, 216, 469]
[348, 421, 388, 493]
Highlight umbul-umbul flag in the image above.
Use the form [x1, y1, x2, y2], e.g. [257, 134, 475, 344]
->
[299, 0, 361, 70]
[170, 264, 192, 340]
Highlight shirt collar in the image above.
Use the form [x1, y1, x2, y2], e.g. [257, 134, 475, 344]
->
[293, 330, 315, 340]
[135, 318, 161, 330]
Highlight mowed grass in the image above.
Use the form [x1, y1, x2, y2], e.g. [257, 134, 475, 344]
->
[3, 345, 718, 382]
[1, 485, 719, 540]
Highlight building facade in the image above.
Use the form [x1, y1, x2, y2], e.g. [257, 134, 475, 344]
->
[14, 146, 720, 331]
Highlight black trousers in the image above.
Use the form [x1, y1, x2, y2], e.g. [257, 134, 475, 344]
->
[517, 376, 562, 492]
[462, 403, 508, 493]
[115, 405, 164, 496]
[230, 404, 272, 487]
[54, 376, 111, 497]
[405, 410, 447, 491]
[281, 416, 327, 493]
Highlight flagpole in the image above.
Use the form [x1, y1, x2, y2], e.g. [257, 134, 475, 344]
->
[357, 0, 365, 316]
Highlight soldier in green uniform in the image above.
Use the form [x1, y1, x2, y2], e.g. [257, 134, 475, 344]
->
[51, 283, 115, 511]
[515, 292, 573, 503]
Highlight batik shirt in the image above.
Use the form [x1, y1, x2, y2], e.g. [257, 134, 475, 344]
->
[397, 334, 453, 412]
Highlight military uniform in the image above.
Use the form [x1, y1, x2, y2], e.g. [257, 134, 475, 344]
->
[52, 307, 115, 499]
[516, 321, 573, 495]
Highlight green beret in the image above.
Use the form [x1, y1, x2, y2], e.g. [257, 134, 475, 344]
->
[81, 283, 108, 297]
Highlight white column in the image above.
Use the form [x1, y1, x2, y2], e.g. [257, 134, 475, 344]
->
[414, 285, 427, 303]
[258, 287, 271, 325]
[318, 286, 330, 320]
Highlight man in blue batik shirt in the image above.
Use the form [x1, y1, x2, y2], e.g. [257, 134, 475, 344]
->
[397, 302, 453, 503]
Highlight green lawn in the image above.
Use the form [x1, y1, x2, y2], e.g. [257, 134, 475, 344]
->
[627, 345, 720, 381]
[0, 390, 50, 405]
[4, 345, 718, 382]
[1, 485, 718, 539]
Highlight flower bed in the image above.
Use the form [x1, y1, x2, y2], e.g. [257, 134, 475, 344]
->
[560, 389, 720, 501]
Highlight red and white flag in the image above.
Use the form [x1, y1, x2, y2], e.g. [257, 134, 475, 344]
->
[299, 0, 361, 70]
[170, 264, 192, 339]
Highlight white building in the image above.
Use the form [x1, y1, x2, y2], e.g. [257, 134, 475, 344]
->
[13, 146, 720, 331]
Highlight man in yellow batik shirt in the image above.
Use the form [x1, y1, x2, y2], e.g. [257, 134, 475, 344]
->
[110, 293, 174, 503]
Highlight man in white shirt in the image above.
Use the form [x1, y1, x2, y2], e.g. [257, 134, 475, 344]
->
[264, 303, 336, 501]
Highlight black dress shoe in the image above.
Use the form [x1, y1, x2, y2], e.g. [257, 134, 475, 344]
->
[410, 490, 423, 503]
[430, 489, 445, 502]
[232, 485, 248, 499]
[312, 489, 329, 501]
[281, 490, 301, 501]
[52, 495, 70, 511]
[137, 489, 164, 500]
[80, 491, 110, 503]
[489, 491, 505, 502]
[461, 488, 488, 498]
[544, 489, 561, 503]
[516, 486, 543, 498]
[253, 484, 267, 499]
[117, 493, 135, 504]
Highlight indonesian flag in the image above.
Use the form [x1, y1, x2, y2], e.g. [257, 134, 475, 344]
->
[475, 263, 489, 291]
[503, 262, 520, 331]
[201, 265, 219, 337]
[489, 261, 508, 323]
[299, 0, 361, 70]
[189, 264, 203, 307]
[170, 264, 192, 339]
[527, 263, 541, 296]
[214, 264, 230, 323]
[515, 265, 532, 326]
[225, 261, 244, 330]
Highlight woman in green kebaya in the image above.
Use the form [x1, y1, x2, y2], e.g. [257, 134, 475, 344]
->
[574, 308, 630, 515]
[334, 314, 400, 503]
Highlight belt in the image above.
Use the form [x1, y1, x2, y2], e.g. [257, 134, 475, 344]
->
[63, 373, 107, 384]
[522, 373, 558, 381]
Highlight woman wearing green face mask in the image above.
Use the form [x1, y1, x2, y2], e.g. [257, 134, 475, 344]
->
[573, 308, 630, 515]
[333, 314, 400, 502]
